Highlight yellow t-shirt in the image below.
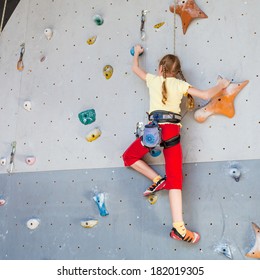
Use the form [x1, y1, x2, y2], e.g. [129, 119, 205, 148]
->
[146, 73, 191, 114]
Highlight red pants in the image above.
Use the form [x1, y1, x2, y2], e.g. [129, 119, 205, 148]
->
[122, 123, 183, 190]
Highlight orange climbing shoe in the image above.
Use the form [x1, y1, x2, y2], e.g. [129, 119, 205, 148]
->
[143, 177, 166, 196]
[170, 227, 200, 244]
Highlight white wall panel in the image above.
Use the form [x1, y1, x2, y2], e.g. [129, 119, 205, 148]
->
[0, 0, 259, 173]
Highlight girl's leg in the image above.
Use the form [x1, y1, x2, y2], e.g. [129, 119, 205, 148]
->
[162, 124, 200, 243]
[161, 124, 183, 223]
[169, 189, 183, 222]
[131, 159, 159, 181]
[131, 159, 166, 195]
[167, 172, 200, 243]
[122, 138, 163, 184]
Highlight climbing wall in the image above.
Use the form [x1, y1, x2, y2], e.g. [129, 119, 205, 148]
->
[0, 0, 260, 260]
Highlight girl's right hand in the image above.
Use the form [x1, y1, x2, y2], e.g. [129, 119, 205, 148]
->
[217, 77, 231, 89]
[134, 44, 144, 56]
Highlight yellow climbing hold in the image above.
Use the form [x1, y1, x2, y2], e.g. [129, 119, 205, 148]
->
[148, 194, 158, 205]
[87, 36, 97, 45]
[86, 128, 101, 142]
[81, 219, 98, 228]
[154, 22, 165, 29]
[103, 65, 113, 80]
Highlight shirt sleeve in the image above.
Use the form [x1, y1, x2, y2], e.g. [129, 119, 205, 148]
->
[146, 73, 156, 88]
[178, 80, 191, 96]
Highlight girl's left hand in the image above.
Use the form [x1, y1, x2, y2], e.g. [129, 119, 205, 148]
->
[134, 44, 144, 56]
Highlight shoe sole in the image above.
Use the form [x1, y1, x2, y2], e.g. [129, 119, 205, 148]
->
[170, 231, 200, 244]
[143, 181, 166, 196]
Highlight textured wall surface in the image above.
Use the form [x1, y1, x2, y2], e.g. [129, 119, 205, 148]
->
[0, 0, 260, 260]
[0, 160, 259, 260]
[0, 0, 258, 173]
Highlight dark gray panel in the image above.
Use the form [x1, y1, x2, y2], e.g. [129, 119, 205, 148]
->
[0, 159, 259, 260]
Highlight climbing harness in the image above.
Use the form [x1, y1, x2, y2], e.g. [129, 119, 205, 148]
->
[160, 134, 180, 149]
[0, 0, 7, 33]
[148, 110, 182, 124]
[141, 111, 182, 151]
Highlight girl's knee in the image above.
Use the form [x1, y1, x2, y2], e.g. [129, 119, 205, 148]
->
[122, 151, 136, 167]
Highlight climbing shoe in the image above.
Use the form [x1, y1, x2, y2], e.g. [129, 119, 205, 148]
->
[143, 176, 166, 196]
[170, 227, 200, 244]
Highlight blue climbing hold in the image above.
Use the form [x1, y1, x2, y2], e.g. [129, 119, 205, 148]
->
[78, 109, 96, 125]
[130, 46, 143, 56]
[93, 193, 109, 216]
[150, 149, 161, 157]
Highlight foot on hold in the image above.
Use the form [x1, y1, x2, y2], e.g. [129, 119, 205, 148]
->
[170, 227, 200, 244]
[143, 176, 166, 196]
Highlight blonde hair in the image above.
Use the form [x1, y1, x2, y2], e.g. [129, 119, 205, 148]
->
[159, 54, 194, 110]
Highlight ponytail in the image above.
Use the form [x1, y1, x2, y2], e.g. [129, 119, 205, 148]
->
[178, 69, 195, 111]
[162, 65, 167, 104]
[159, 54, 195, 111]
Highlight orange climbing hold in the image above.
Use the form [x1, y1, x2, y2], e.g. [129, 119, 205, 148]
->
[194, 79, 249, 123]
[169, 0, 208, 34]
[246, 222, 260, 259]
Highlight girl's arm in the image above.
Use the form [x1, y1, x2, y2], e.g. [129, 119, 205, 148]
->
[132, 45, 147, 81]
[187, 77, 230, 100]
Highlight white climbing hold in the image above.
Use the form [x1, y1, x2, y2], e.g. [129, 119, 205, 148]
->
[25, 156, 36, 165]
[0, 157, 6, 166]
[81, 219, 98, 228]
[229, 167, 241, 182]
[23, 101, 32, 111]
[44, 28, 53, 40]
[26, 218, 40, 230]
[215, 243, 233, 259]
[0, 198, 6, 206]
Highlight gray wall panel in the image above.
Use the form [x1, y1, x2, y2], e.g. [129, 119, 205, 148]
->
[0, 159, 259, 260]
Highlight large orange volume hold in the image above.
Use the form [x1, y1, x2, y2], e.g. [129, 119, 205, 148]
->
[194, 79, 249, 123]
[169, 0, 208, 34]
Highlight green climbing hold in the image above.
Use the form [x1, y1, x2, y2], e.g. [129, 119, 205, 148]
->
[78, 109, 96, 125]
[93, 14, 104, 26]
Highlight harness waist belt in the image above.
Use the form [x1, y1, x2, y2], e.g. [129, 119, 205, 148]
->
[148, 110, 181, 123]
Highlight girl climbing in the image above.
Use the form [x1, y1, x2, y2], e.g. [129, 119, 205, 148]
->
[122, 44, 230, 244]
